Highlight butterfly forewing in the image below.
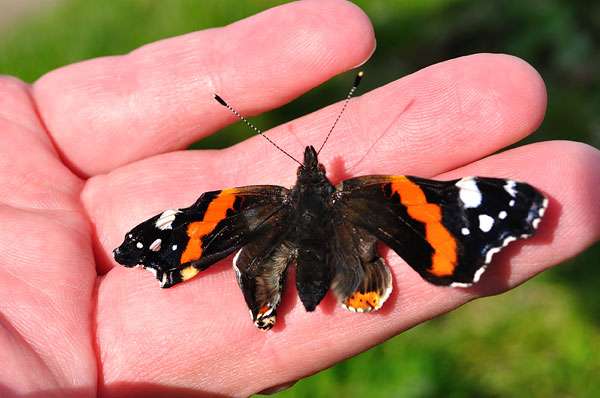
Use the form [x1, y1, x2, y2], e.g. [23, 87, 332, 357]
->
[114, 185, 291, 288]
[335, 175, 547, 287]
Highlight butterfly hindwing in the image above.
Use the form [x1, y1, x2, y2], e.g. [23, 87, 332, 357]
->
[113, 185, 290, 288]
[330, 221, 392, 312]
[233, 218, 295, 331]
[335, 175, 547, 287]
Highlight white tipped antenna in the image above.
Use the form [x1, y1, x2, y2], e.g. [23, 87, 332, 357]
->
[317, 70, 364, 155]
[213, 94, 303, 166]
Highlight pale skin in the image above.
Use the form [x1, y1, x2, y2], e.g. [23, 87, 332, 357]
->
[1, 1, 599, 397]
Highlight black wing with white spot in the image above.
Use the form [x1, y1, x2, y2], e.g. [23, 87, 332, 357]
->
[113, 185, 291, 288]
[335, 175, 547, 287]
[442, 176, 547, 286]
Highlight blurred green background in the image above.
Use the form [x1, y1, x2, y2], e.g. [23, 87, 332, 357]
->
[1, 0, 598, 396]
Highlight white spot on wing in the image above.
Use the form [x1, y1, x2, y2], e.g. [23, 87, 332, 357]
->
[529, 198, 548, 231]
[539, 198, 549, 217]
[450, 281, 473, 288]
[172, 244, 178, 251]
[473, 265, 487, 282]
[453, 238, 518, 289]
[484, 247, 501, 267]
[450, 264, 489, 288]
[136, 242, 144, 249]
[452, 196, 546, 289]
[503, 236, 517, 246]
[232, 249, 243, 284]
[342, 303, 358, 313]
[478, 214, 494, 232]
[155, 209, 180, 230]
[455, 177, 482, 208]
[149, 238, 161, 252]
[484, 235, 517, 265]
[461, 227, 470, 236]
[509, 200, 516, 207]
[233, 248, 242, 267]
[379, 284, 393, 309]
[254, 306, 277, 330]
[261, 307, 275, 318]
[160, 272, 168, 287]
[504, 180, 518, 197]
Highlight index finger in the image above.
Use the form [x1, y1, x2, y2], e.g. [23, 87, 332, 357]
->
[33, 0, 375, 176]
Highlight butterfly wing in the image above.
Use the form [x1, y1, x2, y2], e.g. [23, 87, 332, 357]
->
[113, 185, 291, 288]
[232, 229, 296, 330]
[334, 175, 547, 287]
[329, 220, 392, 312]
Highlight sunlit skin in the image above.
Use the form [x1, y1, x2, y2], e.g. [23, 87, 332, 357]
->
[1, 1, 599, 397]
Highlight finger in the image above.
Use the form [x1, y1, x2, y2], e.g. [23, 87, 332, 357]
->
[83, 53, 547, 273]
[0, 206, 97, 393]
[0, 76, 82, 211]
[33, 0, 375, 176]
[231, 52, 546, 179]
[0, 77, 95, 392]
[95, 141, 600, 396]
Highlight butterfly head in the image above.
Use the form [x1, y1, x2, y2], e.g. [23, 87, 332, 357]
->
[298, 145, 327, 182]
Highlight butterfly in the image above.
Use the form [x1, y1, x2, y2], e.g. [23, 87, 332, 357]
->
[113, 71, 547, 330]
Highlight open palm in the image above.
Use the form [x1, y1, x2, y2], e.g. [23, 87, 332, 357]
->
[1, 1, 599, 397]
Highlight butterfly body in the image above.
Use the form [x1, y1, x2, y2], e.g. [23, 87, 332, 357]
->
[288, 146, 337, 312]
[114, 144, 547, 330]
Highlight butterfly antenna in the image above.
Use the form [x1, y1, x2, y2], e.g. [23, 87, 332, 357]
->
[317, 70, 364, 155]
[213, 94, 302, 166]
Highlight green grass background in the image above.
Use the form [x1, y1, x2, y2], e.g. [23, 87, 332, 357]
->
[1, 1, 598, 396]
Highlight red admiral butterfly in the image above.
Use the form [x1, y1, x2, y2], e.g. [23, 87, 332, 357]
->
[114, 71, 547, 330]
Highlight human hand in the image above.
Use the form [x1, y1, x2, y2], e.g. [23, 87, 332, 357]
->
[1, 1, 599, 397]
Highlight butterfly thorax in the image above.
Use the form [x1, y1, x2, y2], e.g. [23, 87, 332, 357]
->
[289, 146, 335, 236]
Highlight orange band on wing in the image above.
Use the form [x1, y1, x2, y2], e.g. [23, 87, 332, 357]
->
[180, 189, 237, 264]
[390, 176, 457, 277]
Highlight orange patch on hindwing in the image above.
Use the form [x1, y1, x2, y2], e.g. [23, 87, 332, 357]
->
[390, 176, 457, 277]
[180, 189, 237, 264]
[258, 305, 270, 314]
[344, 291, 382, 311]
